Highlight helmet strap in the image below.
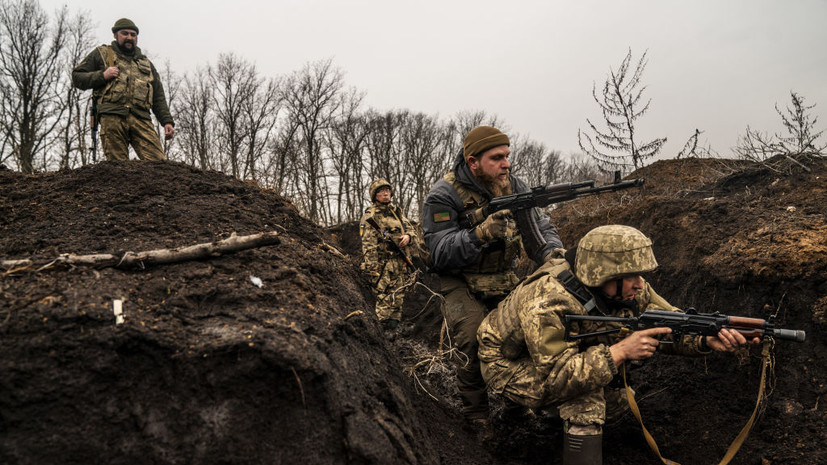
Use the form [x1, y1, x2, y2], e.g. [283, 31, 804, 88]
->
[612, 278, 624, 299]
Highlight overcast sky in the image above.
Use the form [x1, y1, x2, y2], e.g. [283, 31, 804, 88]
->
[43, 0, 827, 159]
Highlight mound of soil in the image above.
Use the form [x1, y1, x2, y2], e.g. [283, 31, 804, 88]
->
[1, 156, 824, 465]
[0, 161, 504, 465]
[545, 156, 826, 464]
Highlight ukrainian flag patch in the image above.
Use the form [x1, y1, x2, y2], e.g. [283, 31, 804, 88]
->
[433, 211, 451, 223]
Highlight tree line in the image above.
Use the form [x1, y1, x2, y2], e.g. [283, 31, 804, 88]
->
[0, 0, 603, 224]
[1, 0, 823, 225]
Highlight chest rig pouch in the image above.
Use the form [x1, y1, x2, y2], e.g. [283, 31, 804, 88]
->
[96, 44, 154, 112]
[445, 172, 522, 299]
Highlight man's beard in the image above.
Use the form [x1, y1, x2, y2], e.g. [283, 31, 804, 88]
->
[119, 40, 135, 52]
[476, 170, 512, 197]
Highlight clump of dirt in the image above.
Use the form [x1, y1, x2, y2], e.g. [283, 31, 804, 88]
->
[1, 156, 824, 465]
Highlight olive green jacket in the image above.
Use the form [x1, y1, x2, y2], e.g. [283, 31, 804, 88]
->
[72, 41, 174, 126]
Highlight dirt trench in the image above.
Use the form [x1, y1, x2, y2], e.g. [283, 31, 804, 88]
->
[1, 157, 824, 464]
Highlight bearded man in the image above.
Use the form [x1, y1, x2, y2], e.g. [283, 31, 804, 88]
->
[421, 126, 564, 426]
[72, 18, 174, 161]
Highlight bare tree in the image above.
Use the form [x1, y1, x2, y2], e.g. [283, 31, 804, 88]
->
[327, 87, 367, 223]
[281, 58, 344, 224]
[175, 66, 215, 170]
[210, 53, 257, 178]
[509, 135, 545, 186]
[364, 110, 406, 200]
[157, 59, 180, 159]
[735, 92, 825, 168]
[241, 76, 280, 182]
[676, 129, 717, 159]
[0, 0, 67, 173]
[399, 111, 451, 219]
[266, 115, 300, 196]
[578, 49, 666, 173]
[55, 10, 92, 169]
[563, 152, 604, 183]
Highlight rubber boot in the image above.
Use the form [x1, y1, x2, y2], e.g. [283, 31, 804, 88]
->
[563, 433, 602, 465]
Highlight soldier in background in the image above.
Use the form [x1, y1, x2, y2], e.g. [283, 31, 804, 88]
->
[421, 126, 564, 427]
[72, 18, 174, 161]
[360, 179, 417, 333]
[478, 225, 757, 464]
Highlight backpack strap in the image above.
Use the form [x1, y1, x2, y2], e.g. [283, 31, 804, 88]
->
[94, 44, 117, 107]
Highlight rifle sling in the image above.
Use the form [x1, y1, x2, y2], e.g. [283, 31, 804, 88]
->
[622, 340, 772, 465]
[556, 269, 596, 313]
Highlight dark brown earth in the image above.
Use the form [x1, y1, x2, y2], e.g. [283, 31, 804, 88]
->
[1, 156, 824, 465]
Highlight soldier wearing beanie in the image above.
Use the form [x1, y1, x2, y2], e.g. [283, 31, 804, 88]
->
[421, 126, 564, 429]
[72, 18, 174, 161]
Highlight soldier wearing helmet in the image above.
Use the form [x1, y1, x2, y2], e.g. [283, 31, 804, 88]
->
[477, 225, 756, 464]
[72, 18, 174, 161]
[359, 179, 417, 333]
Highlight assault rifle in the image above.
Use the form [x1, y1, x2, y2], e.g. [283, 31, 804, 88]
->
[89, 98, 98, 161]
[564, 308, 806, 343]
[458, 171, 644, 261]
[365, 217, 415, 271]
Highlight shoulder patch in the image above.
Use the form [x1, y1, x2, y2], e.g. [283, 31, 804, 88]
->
[433, 211, 451, 223]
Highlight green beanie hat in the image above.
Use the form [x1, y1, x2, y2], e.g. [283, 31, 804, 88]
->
[463, 126, 510, 160]
[112, 18, 139, 34]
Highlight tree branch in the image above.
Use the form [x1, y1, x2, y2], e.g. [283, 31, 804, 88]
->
[1, 231, 280, 272]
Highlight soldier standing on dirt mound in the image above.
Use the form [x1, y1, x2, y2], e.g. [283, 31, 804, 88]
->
[477, 225, 758, 465]
[360, 179, 418, 334]
[421, 126, 564, 429]
[72, 18, 175, 161]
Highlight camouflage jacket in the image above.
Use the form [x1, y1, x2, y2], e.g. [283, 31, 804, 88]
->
[421, 151, 563, 276]
[72, 42, 174, 126]
[359, 202, 416, 275]
[478, 258, 707, 398]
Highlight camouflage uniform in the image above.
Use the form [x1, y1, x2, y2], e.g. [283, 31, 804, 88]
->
[360, 179, 417, 324]
[478, 225, 709, 430]
[422, 147, 563, 420]
[72, 31, 174, 162]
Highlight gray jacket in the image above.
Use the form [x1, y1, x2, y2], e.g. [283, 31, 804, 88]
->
[421, 151, 563, 272]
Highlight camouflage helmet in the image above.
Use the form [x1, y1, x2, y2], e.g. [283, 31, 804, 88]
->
[369, 178, 392, 201]
[574, 225, 658, 287]
[112, 18, 139, 34]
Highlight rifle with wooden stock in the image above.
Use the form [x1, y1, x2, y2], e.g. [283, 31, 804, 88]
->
[564, 308, 806, 343]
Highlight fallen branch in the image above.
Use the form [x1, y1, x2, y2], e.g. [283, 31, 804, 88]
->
[1, 231, 280, 272]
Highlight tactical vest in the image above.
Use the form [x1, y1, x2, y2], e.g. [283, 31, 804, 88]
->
[444, 171, 522, 298]
[364, 203, 407, 259]
[93, 44, 154, 113]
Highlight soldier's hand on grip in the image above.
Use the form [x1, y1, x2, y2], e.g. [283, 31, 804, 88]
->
[474, 210, 513, 243]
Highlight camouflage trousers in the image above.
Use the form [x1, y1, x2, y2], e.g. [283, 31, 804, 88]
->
[99, 114, 166, 161]
[441, 276, 504, 420]
[481, 355, 631, 428]
[372, 257, 410, 322]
